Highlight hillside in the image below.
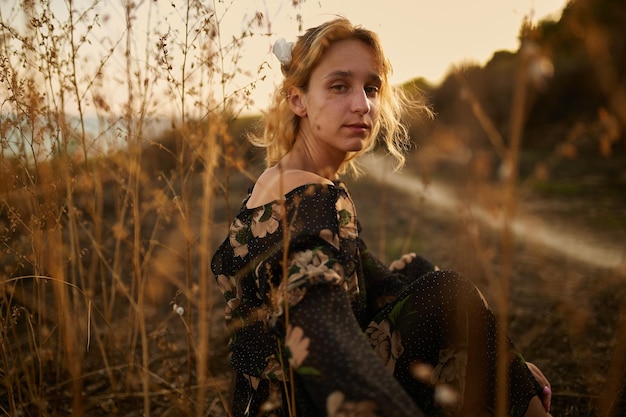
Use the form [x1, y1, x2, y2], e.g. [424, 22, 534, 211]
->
[400, 0, 625, 242]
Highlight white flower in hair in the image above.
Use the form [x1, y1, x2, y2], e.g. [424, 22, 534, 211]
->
[272, 37, 294, 65]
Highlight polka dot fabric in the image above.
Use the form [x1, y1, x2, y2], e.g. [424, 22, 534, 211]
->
[211, 181, 542, 417]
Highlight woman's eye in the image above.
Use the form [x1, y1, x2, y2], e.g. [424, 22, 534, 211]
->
[331, 84, 347, 92]
[365, 85, 380, 97]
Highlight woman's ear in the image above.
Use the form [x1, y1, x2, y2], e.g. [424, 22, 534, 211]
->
[288, 87, 307, 117]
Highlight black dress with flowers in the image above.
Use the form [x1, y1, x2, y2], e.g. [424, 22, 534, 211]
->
[211, 181, 543, 417]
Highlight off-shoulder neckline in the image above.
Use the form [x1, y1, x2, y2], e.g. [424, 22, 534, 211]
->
[243, 180, 344, 211]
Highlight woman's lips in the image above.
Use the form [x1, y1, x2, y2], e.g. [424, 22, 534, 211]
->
[345, 123, 370, 133]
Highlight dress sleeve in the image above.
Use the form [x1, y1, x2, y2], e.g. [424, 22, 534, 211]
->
[254, 184, 360, 328]
[287, 282, 424, 417]
[357, 234, 438, 320]
[252, 184, 424, 416]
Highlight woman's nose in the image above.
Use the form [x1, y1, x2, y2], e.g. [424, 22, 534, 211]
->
[352, 89, 371, 114]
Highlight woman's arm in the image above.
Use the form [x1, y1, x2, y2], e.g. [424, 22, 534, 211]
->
[358, 237, 436, 318]
[286, 283, 425, 417]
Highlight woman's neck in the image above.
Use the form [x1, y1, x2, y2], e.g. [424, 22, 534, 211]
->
[281, 136, 344, 180]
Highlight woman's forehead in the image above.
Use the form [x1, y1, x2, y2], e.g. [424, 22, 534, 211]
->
[315, 39, 383, 77]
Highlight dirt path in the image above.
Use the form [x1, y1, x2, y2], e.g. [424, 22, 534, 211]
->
[361, 153, 626, 271]
[360, 153, 626, 416]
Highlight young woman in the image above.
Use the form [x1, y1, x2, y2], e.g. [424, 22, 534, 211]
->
[211, 17, 552, 417]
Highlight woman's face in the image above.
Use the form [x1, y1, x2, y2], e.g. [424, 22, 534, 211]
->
[289, 39, 382, 162]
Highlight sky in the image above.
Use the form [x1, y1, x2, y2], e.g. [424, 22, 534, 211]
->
[221, 0, 569, 112]
[254, 0, 568, 85]
[1, 0, 570, 117]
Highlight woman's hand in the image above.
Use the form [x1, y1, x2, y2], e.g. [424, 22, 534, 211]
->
[526, 362, 552, 413]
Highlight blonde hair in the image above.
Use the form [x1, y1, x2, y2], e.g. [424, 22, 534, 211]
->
[251, 17, 431, 175]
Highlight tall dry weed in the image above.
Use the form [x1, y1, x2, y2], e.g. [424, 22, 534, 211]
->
[1, 1, 624, 417]
[0, 1, 276, 415]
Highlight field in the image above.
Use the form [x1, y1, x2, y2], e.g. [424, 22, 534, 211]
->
[1, 0, 625, 416]
[353, 153, 626, 417]
[2, 144, 624, 416]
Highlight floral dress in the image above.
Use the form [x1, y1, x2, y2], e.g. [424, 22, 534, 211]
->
[211, 180, 543, 417]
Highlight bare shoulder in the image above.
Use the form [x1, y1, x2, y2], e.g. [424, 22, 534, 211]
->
[246, 167, 334, 209]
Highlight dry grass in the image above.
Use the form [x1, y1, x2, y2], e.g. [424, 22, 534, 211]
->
[0, 1, 265, 415]
[1, 1, 624, 416]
